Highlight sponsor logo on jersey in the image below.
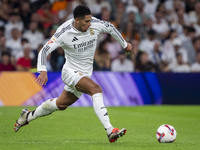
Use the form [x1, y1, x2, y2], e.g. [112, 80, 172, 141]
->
[90, 29, 95, 36]
[73, 39, 95, 52]
[73, 39, 95, 49]
[72, 37, 78, 42]
[47, 38, 56, 45]
[47, 40, 53, 44]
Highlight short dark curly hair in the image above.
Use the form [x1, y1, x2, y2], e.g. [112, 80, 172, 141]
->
[73, 5, 91, 19]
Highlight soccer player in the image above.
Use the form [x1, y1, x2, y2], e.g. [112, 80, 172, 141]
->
[14, 5, 132, 143]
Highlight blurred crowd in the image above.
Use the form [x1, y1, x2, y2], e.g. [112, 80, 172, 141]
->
[0, 0, 200, 73]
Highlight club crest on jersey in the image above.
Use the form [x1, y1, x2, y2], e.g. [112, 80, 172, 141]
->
[90, 29, 95, 36]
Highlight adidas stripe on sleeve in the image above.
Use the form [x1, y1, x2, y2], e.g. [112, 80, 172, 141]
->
[91, 17, 127, 49]
[37, 38, 61, 72]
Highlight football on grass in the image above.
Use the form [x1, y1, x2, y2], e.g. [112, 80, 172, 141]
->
[156, 124, 177, 143]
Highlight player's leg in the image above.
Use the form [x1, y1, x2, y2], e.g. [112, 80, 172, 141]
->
[27, 90, 78, 121]
[75, 77, 126, 142]
[14, 90, 78, 132]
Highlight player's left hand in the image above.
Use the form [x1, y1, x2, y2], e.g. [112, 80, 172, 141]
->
[124, 43, 132, 53]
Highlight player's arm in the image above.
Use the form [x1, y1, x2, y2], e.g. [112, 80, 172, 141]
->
[97, 19, 132, 52]
[36, 37, 60, 86]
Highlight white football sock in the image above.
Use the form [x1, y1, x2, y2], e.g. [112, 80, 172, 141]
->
[92, 93, 113, 134]
[27, 98, 59, 122]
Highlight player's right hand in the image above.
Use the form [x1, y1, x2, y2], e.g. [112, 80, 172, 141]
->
[36, 71, 48, 86]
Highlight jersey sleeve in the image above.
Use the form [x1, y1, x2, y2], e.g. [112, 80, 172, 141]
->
[93, 18, 127, 49]
[37, 36, 62, 72]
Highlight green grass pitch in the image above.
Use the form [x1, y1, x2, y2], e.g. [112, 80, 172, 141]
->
[0, 105, 200, 150]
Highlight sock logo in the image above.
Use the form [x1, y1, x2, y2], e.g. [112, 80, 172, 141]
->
[104, 112, 108, 116]
[101, 107, 106, 109]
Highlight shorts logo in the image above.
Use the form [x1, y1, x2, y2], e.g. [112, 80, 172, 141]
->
[74, 71, 82, 75]
[90, 29, 95, 36]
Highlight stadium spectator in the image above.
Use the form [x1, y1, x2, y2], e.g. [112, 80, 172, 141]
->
[43, 25, 57, 44]
[114, 1, 125, 30]
[20, 38, 35, 60]
[152, 10, 170, 40]
[171, 53, 191, 72]
[16, 44, 32, 71]
[0, 51, 15, 71]
[0, 36, 11, 62]
[139, 29, 158, 55]
[120, 8, 136, 32]
[71, 0, 88, 10]
[23, 21, 44, 51]
[135, 0, 149, 39]
[130, 39, 139, 67]
[111, 50, 134, 72]
[88, 0, 111, 17]
[19, 1, 32, 30]
[50, 47, 65, 71]
[121, 21, 140, 42]
[179, 25, 191, 43]
[135, 52, 156, 72]
[185, 0, 197, 13]
[5, 28, 22, 61]
[148, 41, 168, 72]
[0, 26, 5, 37]
[144, 0, 159, 17]
[0, 2, 11, 26]
[191, 51, 200, 72]
[169, 1, 188, 36]
[188, 1, 200, 24]
[31, 44, 43, 68]
[58, 1, 73, 24]
[106, 34, 122, 60]
[163, 30, 178, 53]
[181, 26, 196, 65]
[163, 30, 178, 63]
[193, 17, 200, 37]
[124, 0, 138, 16]
[144, 17, 154, 33]
[5, 12, 24, 40]
[9, 0, 20, 13]
[100, 8, 117, 28]
[36, 1, 58, 30]
[193, 37, 200, 52]
[170, 38, 189, 65]
[94, 40, 110, 71]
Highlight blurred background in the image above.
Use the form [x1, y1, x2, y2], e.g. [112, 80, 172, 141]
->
[0, 0, 200, 107]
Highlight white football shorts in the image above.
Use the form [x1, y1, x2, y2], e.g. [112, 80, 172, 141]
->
[61, 68, 91, 98]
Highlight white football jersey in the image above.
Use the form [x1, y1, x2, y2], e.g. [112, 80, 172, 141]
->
[37, 17, 127, 74]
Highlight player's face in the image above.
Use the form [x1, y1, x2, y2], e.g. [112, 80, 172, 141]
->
[77, 15, 92, 32]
